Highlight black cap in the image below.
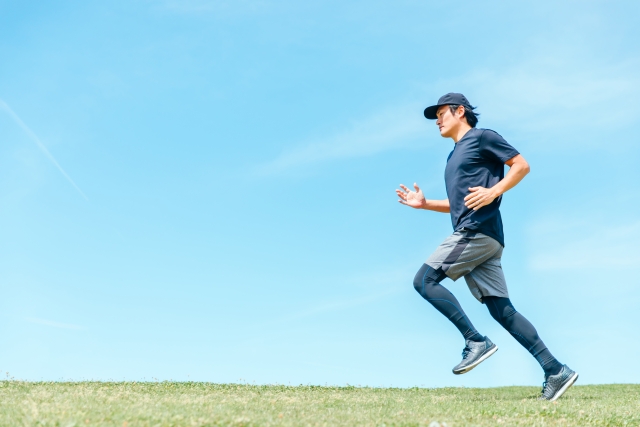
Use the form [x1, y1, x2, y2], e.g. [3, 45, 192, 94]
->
[424, 93, 473, 119]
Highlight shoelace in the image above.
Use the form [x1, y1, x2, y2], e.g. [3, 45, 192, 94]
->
[541, 381, 548, 394]
[461, 346, 471, 360]
[540, 379, 555, 399]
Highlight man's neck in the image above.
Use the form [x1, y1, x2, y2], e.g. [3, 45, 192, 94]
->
[452, 124, 473, 143]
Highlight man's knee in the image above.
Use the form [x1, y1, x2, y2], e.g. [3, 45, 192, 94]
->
[485, 296, 517, 324]
[413, 264, 446, 295]
[413, 265, 428, 293]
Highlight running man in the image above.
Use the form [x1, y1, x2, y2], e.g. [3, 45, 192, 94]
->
[396, 93, 578, 401]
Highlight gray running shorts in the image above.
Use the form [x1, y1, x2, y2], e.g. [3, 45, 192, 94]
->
[425, 230, 508, 303]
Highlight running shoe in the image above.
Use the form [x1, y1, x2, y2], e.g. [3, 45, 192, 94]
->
[452, 337, 498, 375]
[539, 365, 578, 401]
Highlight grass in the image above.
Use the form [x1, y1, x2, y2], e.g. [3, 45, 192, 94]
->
[0, 381, 638, 426]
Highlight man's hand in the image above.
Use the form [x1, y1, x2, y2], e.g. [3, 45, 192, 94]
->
[396, 183, 427, 209]
[464, 154, 531, 211]
[464, 186, 498, 211]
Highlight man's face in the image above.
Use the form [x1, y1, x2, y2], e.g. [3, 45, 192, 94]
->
[436, 105, 463, 138]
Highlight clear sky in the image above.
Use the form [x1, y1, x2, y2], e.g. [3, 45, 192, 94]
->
[1, 0, 639, 387]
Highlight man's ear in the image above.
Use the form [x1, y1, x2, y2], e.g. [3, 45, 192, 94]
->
[456, 105, 466, 118]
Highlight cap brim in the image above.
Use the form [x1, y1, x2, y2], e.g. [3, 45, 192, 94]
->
[423, 104, 442, 120]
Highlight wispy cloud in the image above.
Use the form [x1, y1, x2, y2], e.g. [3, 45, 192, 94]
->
[238, 285, 404, 348]
[25, 317, 86, 331]
[527, 218, 640, 271]
[0, 99, 89, 201]
[465, 58, 640, 132]
[259, 52, 640, 175]
[152, 0, 267, 14]
[258, 103, 429, 174]
[424, 31, 640, 143]
[282, 286, 403, 322]
[259, 265, 411, 327]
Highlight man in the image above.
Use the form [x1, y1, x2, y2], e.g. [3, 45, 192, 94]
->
[396, 93, 577, 401]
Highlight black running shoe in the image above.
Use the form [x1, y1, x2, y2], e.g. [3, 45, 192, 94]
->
[452, 337, 498, 375]
[539, 365, 578, 401]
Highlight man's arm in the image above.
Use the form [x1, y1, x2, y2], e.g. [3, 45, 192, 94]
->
[396, 183, 450, 213]
[464, 154, 530, 211]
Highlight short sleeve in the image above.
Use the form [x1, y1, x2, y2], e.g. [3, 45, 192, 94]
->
[479, 130, 520, 163]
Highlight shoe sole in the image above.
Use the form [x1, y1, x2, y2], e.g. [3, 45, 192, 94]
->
[548, 372, 579, 402]
[452, 344, 498, 375]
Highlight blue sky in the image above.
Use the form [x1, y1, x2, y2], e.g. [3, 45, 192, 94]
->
[1, 0, 639, 387]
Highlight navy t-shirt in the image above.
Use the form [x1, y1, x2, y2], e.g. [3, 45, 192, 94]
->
[444, 128, 519, 247]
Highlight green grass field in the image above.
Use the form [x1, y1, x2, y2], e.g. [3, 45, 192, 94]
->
[1, 381, 638, 426]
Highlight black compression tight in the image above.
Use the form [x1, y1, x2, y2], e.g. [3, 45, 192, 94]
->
[483, 296, 563, 376]
[413, 264, 485, 342]
[413, 263, 563, 377]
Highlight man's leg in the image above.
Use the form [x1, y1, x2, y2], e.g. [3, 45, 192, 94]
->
[413, 263, 498, 374]
[483, 296, 563, 376]
[413, 264, 484, 342]
[464, 242, 578, 399]
[417, 231, 502, 374]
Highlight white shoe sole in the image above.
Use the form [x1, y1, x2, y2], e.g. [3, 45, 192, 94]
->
[548, 372, 579, 402]
[453, 344, 498, 375]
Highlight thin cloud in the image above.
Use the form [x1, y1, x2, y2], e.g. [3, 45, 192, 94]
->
[467, 58, 640, 130]
[239, 285, 404, 348]
[527, 219, 640, 271]
[0, 99, 89, 201]
[152, 0, 267, 14]
[262, 267, 411, 327]
[284, 286, 403, 321]
[25, 317, 86, 331]
[259, 103, 429, 174]
[238, 265, 412, 343]
[426, 42, 640, 141]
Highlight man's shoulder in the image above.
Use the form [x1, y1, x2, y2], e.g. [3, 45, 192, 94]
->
[462, 128, 505, 143]
[476, 128, 505, 140]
